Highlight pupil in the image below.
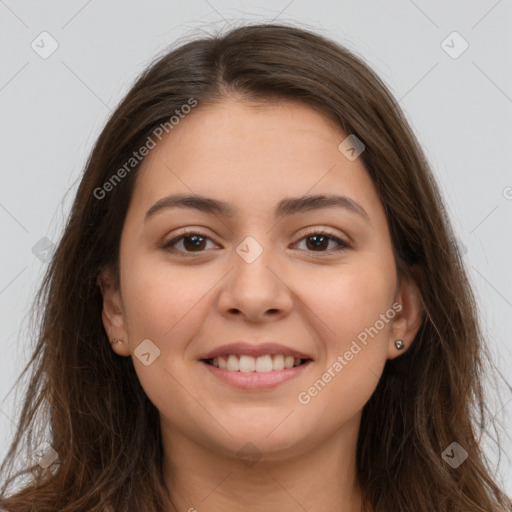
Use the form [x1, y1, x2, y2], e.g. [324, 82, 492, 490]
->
[307, 234, 327, 251]
[184, 235, 205, 251]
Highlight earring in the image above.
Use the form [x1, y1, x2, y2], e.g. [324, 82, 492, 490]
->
[111, 339, 122, 344]
[394, 339, 405, 350]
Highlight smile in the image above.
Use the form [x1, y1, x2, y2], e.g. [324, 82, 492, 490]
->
[205, 354, 309, 372]
[201, 356, 312, 390]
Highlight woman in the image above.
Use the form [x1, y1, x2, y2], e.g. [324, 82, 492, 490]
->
[0, 22, 510, 512]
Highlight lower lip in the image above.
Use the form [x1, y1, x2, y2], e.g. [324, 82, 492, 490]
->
[201, 360, 312, 389]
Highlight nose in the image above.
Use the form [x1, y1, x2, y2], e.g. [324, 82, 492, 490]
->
[216, 238, 293, 323]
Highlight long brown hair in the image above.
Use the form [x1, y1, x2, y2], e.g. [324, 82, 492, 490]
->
[1, 22, 510, 512]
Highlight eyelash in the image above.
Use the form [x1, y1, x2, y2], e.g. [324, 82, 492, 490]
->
[161, 228, 351, 256]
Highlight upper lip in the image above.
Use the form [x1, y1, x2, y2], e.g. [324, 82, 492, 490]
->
[200, 342, 313, 360]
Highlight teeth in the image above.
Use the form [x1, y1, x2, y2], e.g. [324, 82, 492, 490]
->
[273, 354, 285, 370]
[227, 355, 239, 371]
[239, 355, 256, 373]
[210, 354, 306, 372]
[255, 355, 273, 373]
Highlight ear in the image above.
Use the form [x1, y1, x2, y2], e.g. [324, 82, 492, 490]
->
[387, 268, 425, 359]
[97, 267, 131, 357]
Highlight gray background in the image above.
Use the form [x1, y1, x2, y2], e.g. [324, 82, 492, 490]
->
[1, 0, 511, 495]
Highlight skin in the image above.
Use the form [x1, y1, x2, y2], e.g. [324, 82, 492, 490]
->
[99, 96, 423, 512]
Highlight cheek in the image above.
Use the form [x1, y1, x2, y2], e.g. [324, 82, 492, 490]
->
[296, 279, 392, 427]
[304, 261, 395, 403]
[119, 254, 214, 401]
[119, 249, 208, 344]
[304, 258, 396, 339]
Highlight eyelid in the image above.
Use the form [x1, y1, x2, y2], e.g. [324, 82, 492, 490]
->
[161, 228, 219, 252]
[296, 226, 349, 243]
[292, 226, 351, 253]
[161, 226, 351, 255]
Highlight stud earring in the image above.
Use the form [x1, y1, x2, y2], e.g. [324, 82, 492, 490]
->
[394, 339, 405, 350]
[111, 339, 122, 344]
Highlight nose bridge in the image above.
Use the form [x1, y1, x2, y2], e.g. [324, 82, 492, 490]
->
[232, 232, 280, 291]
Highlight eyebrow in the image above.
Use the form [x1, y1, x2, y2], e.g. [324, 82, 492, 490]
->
[144, 193, 370, 223]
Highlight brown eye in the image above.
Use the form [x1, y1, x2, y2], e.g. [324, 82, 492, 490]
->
[294, 230, 350, 254]
[305, 234, 330, 251]
[162, 229, 350, 256]
[162, 232, 217, 253]
[181, 234, 207, 251]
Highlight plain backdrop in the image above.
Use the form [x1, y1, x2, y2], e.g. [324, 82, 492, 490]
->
[1, 0, 511, 497]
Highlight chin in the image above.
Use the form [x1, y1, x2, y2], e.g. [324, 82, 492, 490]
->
[205, 422, 315, 462]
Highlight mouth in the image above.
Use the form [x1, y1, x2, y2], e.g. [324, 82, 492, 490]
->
[200, 354, 313, 390]
[202, 354, 311, 372]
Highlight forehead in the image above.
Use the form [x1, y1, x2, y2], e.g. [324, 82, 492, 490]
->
[141, 98, 344, 169]
[128, 98, 383, 224]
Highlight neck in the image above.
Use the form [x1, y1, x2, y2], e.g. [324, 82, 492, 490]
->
[161, 415, 364, 512]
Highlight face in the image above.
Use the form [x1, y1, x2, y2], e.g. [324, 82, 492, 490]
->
[100, 97, 422, 463]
